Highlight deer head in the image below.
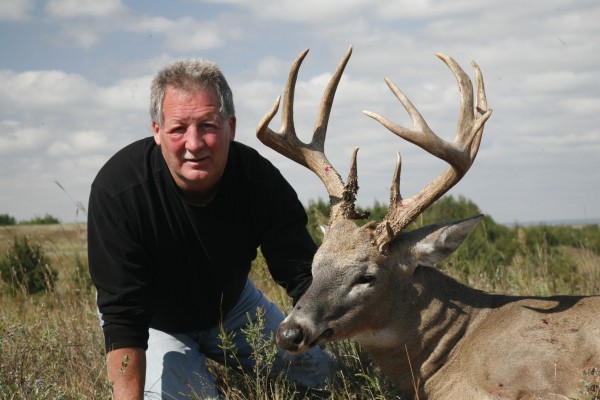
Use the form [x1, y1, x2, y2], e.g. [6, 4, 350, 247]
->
[257, 47, 492, 353]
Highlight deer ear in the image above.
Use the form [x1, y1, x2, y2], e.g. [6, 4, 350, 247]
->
[406, 215, 483, 267]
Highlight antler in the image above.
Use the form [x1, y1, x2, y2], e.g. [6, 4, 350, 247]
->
[257, 46, 368, 224]
[364, 53, 493, 252]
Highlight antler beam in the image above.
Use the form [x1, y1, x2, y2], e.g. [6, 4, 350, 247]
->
[364, 53, 493, 252]
[257, 46, 368, 223]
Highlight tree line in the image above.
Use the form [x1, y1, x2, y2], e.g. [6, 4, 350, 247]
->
[305, 195, 600, 288]
[0, 213, 61, 226]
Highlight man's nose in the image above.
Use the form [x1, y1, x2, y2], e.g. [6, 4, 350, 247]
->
[185, 127, 204, 151]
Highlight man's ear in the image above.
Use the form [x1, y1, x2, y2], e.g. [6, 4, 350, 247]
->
[152, 121, 161, 146]
[228, 116, 236, 142]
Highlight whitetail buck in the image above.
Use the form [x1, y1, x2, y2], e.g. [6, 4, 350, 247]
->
[256, 47, 600, 400]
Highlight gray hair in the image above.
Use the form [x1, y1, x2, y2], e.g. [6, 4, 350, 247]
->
[150, 58, 235, 126]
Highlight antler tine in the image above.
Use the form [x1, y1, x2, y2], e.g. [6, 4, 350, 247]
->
[256, 49, 310, 168]
[343, 148, 370, 220]
[281, 49, 309, 141]
[257, 46, 365, 224]
[364, 53, 493, 252]
[470, 60, 489, 160]
[364, 78, 459, 168]
[436, 53, 475, 152]
[473, 61, 488, 113]
[313, 47, 352, 149]
[390, 151, 402, 205]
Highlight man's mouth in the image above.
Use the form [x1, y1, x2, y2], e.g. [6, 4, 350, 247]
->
[183, 149, 210, 162]
[184, 155, 209, 163]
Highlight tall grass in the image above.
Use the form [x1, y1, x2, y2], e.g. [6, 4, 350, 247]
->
[0, 224, 109, 399]
[0, 217, 599, 399]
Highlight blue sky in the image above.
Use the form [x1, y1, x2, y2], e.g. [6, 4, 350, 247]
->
[1, 0, 599, 224]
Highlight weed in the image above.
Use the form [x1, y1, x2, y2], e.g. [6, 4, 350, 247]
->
[581, 367, 600, 400]
[0, 236, 57, 295]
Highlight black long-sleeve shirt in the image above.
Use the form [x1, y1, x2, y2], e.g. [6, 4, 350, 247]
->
[88, 137, 316, 352]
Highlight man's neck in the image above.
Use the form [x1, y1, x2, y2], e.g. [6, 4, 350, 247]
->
[181, 180, 222, 206]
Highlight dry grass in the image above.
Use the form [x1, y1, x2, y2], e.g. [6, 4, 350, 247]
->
[1, 222, 599, 399]
[0, 223, 400, 399]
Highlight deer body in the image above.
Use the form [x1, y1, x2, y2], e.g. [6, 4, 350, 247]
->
[257, 48, 600, 399]
[287, 219, 600, 399]
[359, 270, 600, 399]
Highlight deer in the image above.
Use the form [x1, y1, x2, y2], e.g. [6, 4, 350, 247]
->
[256, 46, 600, 400]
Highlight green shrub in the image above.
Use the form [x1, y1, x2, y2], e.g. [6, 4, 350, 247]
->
[19, 214, 61, 225]
[0, 237, 58, 295]
[0, 213, 17, 226]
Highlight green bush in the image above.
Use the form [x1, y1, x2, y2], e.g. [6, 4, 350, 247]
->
[0, 213, 17, 226]
[19, 214, 61, 225]
[0, 237, 58, 295]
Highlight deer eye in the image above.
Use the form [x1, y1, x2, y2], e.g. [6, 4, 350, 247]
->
[354, 274, 376, 286]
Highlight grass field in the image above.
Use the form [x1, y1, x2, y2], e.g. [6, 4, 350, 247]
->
[1, 220, 599, 399]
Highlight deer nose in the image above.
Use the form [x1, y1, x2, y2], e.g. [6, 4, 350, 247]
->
[276, 325, 305, 351]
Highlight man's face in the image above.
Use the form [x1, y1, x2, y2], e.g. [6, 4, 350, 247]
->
[152, 86, 235, 200]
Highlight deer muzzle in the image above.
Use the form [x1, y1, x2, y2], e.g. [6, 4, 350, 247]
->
[276, 320, 333, 353]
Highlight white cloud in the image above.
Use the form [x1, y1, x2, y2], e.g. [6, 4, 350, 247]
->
[200, 0, 374, 23]
[0, 0, 34, 21]
[126, 15, 174, 34]
[1, 0, 599, 223]
[256, 0, 371, 22]
[42, 3, 240, 53]
[0, 69, 149, 118]
[0, 67, 148, 171]
[561, 96, 600, 117]
[0, 122, 50, 155]
[97, 76, 151, 112]
[54, 24, 104, 49]
[162, 18, 227, 52]
[0, 70, 93, 110]
[43, 0, 131, 49]
[45, 0, 127, 18]
[254, 56, 292, 79]
[47, 130, 111, 156]
[373, 0, 483, 19]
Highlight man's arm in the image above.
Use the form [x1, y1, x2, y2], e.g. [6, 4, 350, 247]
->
[107, 347, 146, 400]
[258, 169, 317, 303]
[88, 185, 152, 397]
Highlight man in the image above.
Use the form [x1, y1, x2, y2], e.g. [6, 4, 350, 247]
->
[88, 58, 333, 399]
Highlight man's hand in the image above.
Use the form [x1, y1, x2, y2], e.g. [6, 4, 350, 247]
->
[107, 347, 146, 400]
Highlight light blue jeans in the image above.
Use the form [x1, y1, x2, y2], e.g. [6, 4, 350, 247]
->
[142, 280, 334, 399]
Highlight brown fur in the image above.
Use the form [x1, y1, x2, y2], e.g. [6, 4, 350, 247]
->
[277, 216, 600, 399]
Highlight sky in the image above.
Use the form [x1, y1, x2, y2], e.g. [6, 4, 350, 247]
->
[0, 0, 599, 225]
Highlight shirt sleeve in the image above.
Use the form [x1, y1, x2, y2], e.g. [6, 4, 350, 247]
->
[259, 170, 316, 304]
[87, 184, 153, 352]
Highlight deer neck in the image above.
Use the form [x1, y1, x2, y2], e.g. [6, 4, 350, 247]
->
[355, 265, 490, 393]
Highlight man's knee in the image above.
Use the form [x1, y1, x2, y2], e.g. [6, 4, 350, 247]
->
[145, 329, 219, 399]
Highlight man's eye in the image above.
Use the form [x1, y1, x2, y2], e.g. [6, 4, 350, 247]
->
[201, 123, 219, 131]
[169, 126, 186, 134]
